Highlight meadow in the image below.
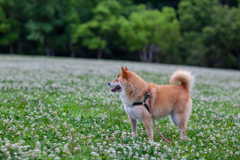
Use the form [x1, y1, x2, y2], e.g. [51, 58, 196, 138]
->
[0, 55, 239, 160]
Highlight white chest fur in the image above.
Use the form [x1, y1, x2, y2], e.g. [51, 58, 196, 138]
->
[123, 104, 142, 120]
[120, 91, 143, 120]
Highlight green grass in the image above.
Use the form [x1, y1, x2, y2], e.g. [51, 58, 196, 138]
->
[0, 55, 239, 159]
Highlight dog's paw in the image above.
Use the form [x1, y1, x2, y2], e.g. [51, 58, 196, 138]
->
[180, 137, 191, 141]
[131, 132, 138, 137]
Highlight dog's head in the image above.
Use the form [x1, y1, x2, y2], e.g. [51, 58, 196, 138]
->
[108, 66, 129, 93]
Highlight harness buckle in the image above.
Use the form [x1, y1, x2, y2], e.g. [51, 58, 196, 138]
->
[146, 91, 151, 97]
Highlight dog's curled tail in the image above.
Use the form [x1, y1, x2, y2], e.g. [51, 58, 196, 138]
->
[170, 70, 194, 92]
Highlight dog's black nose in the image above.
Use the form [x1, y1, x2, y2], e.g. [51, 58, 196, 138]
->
[108, 82, 110, 86]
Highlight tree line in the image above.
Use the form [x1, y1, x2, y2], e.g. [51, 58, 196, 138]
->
[0, 0, 240, 69]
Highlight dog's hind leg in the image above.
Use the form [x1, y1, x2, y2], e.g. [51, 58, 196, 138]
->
[172, 111, 186, 139]
[169, 111, 178, 126]
[128, 114, 138, 136]
[174, 100, 192, 139]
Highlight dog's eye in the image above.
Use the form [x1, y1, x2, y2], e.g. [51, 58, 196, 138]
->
[116, 79, 118, 82]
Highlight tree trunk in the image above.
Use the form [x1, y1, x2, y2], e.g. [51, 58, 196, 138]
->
[9, 43, 14, 54]
[51, 47, 55, 56]
[236, 48, 240, 69]
[140, 44, 159, 62]
[170, 53, 174, 64]
[140, 44, 148, 62]
[97, 48, 103, 59]
[154, 45, 161, 63]
[46, 44, 50, 56]
[18, 41, 23, 55]
[219, 49, 225, 68]
[139, 51, 144, 61]
[148, 44, 154, 62]
[69, 40, 75, 57]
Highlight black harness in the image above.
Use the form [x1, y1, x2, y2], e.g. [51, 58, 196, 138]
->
[132, 91, 151, 112]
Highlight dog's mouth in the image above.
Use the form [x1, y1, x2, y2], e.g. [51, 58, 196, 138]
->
[111, 86, 121, 92]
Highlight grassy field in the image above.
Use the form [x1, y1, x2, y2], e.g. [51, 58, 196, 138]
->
[0, 55, 239, 159]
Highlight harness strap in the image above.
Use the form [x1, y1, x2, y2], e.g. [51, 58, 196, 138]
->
[133, 91, 150, 112]
[133, 102, 149, 112]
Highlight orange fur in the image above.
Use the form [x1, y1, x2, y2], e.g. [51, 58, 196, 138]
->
[108, 66, 194, 140]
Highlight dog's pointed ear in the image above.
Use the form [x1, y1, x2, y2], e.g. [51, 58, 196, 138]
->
[125, 66, 128, 71]
[121, 66, 125, 72]
[121, 66, 128, 78]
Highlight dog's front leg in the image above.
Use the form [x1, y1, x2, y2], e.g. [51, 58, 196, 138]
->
[128, 114, 138, 136]
[141, 114, 153, 140]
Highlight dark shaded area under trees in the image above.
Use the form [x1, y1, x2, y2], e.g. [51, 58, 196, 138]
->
[0, 0, 239, 69]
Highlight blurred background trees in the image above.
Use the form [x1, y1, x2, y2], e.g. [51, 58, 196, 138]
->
[0, 0, 239, 69]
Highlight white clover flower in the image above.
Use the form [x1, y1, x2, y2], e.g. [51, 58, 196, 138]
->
[1, 148, 7, 154]
[163, 145, 167, 150]
[34, 148, 41, 155]
[5, 142, 12, 149]
[55, 147, 60, 153]
[91, 151, 99, 156]
[49, 154, 55, 157]
[63, 144, 69, 153]
[154, 150, 157, 155]
[24, 127, 28, 132]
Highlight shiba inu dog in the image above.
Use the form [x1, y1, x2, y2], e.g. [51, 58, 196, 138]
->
[108, 66, 194, 140]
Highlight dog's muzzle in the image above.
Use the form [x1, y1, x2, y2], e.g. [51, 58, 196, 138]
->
[108, 82, 121, 92]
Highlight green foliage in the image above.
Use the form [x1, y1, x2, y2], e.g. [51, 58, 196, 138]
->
[24, 0, 66, 55]
[202, 5, 233, 67]
[0, 0, 20, 51]
[178, 0, 240, 68]
[183, 31, 207, 65]
[73, 0, 122, 59]
[119, 6, 181, 62]
[119, 7, 160, 51]
[0, 0, 240, 69]
[229, 3, 240, 68]
[178, 0, 219, 32]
